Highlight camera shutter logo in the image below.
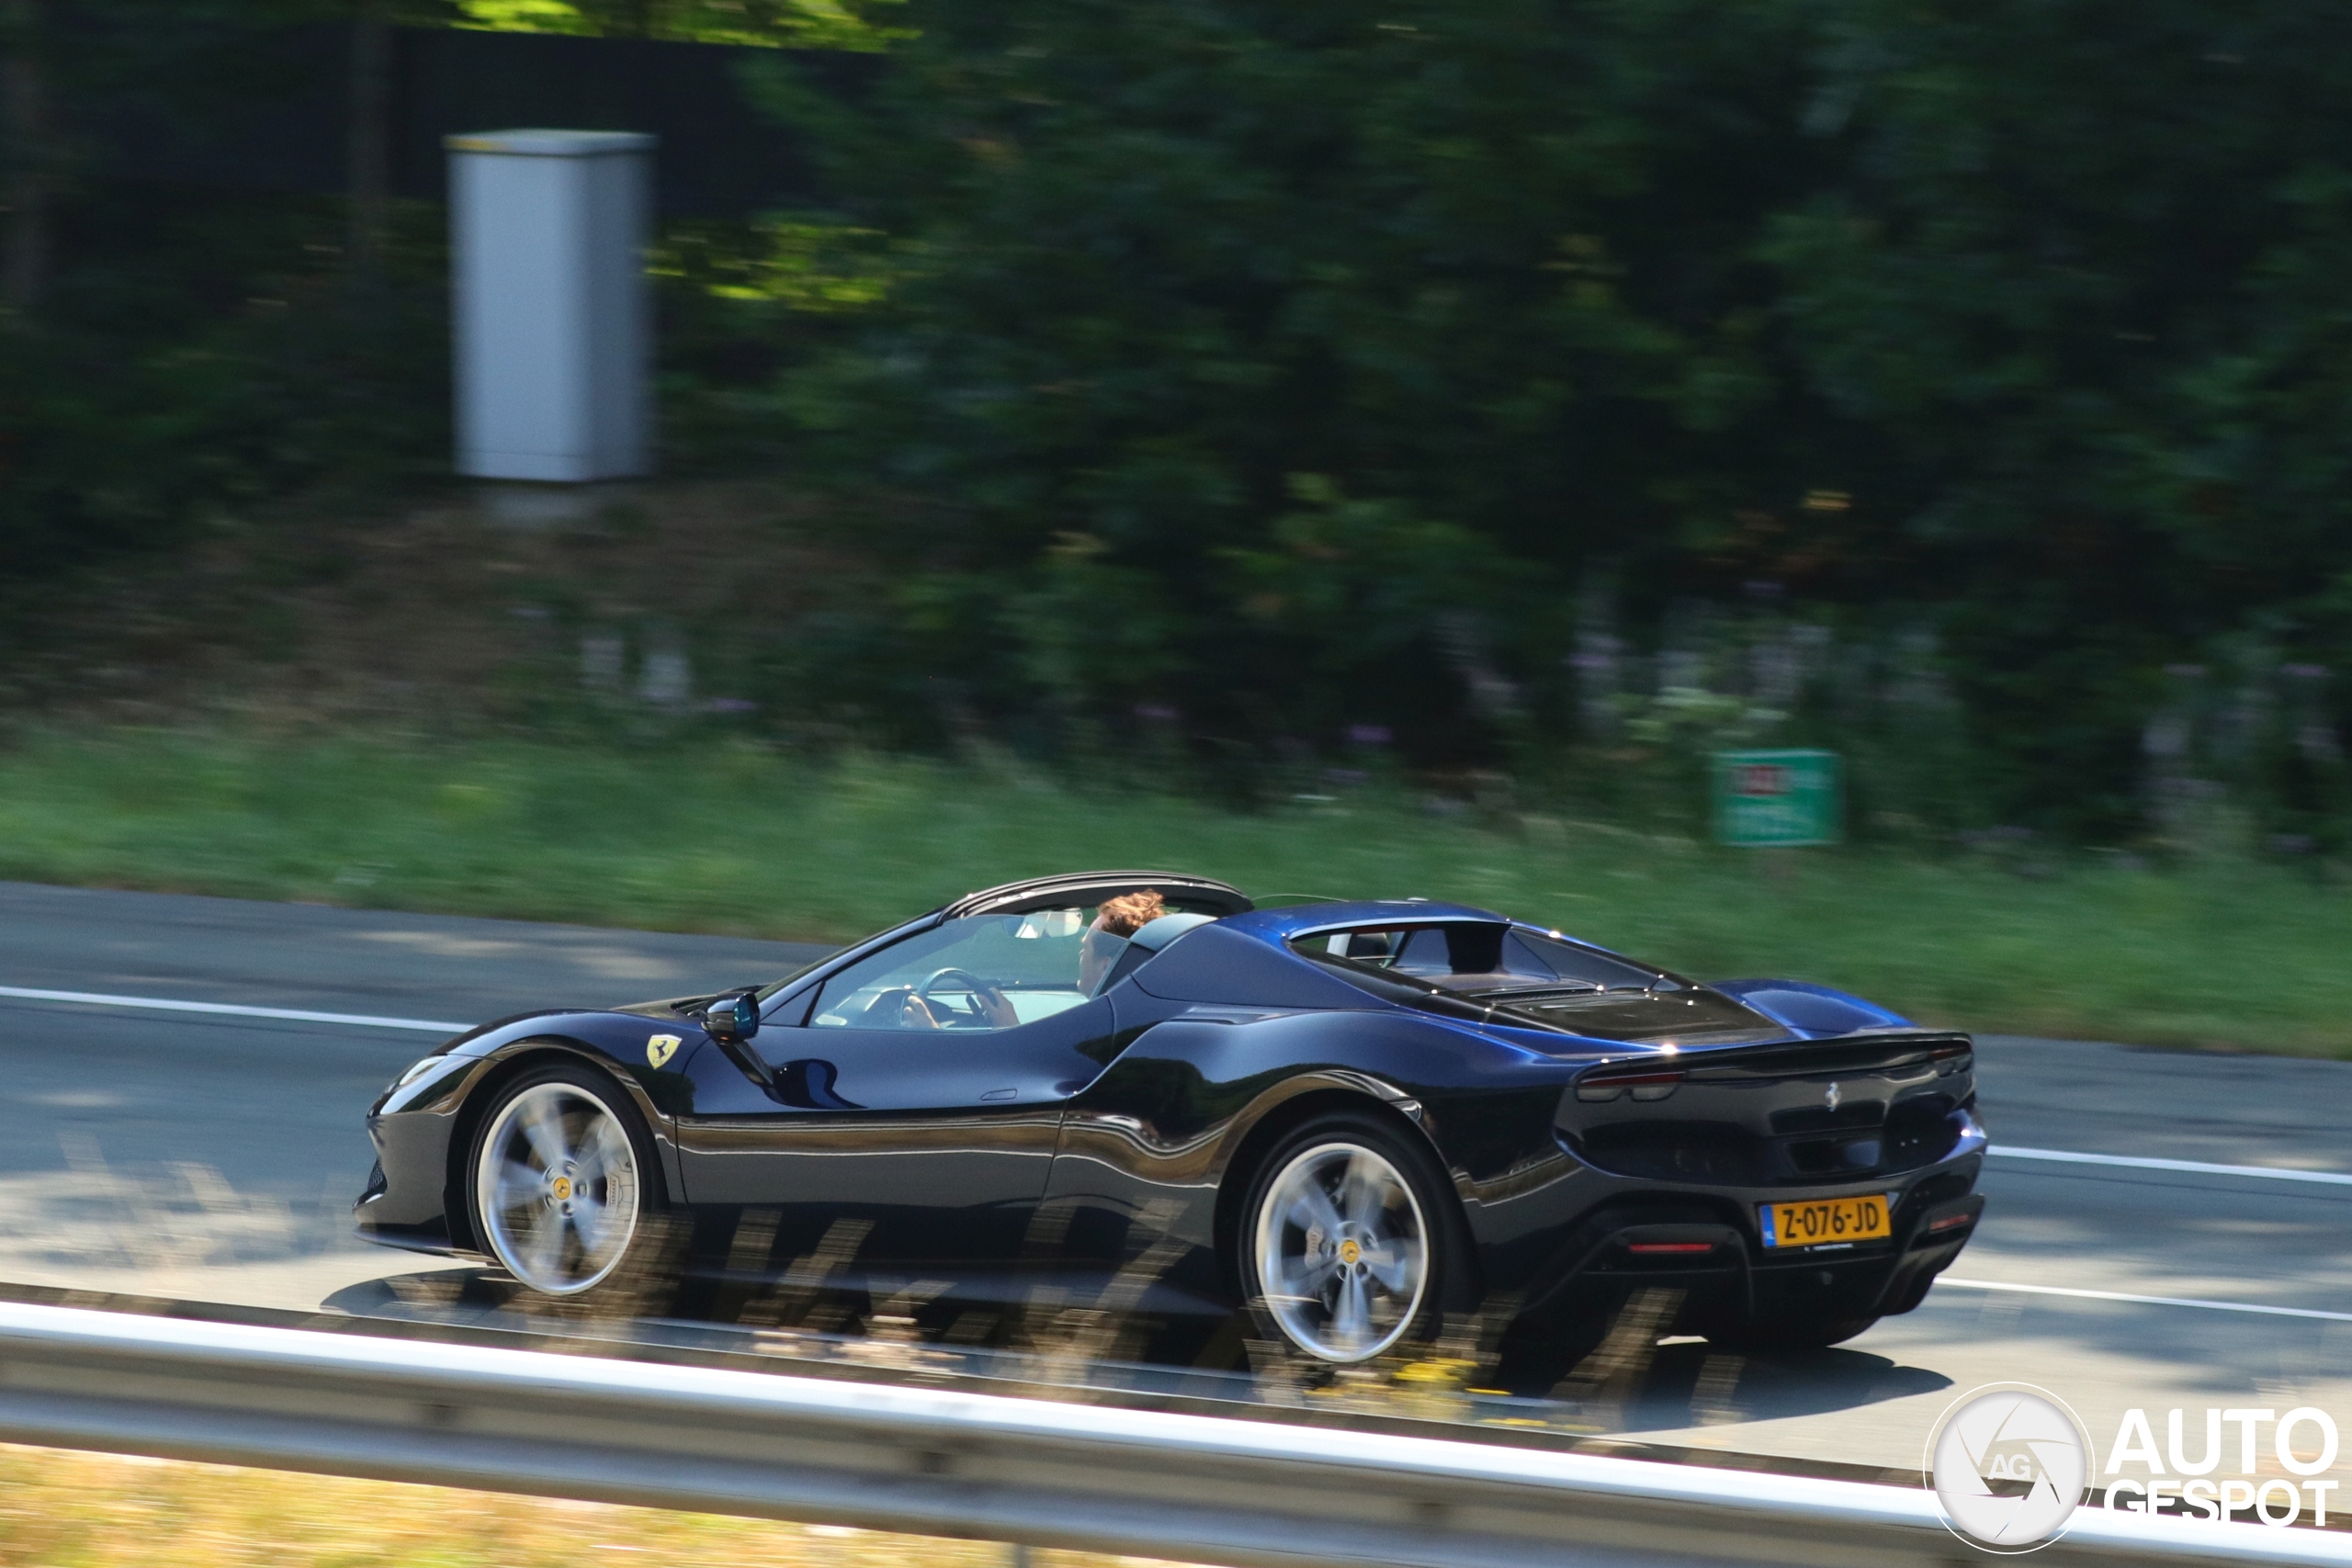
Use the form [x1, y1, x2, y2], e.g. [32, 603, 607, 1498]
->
[1926, 1384, 2090, 1552]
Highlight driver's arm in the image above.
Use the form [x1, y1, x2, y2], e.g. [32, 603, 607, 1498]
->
[876, 987, 941, 1029]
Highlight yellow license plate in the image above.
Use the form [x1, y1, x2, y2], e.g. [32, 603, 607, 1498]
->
[1760, 1193, 1892, 1249]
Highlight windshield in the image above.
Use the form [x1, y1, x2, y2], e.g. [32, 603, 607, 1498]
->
[756, 952, 836, 1002]
[805, 912, 1098, 1032]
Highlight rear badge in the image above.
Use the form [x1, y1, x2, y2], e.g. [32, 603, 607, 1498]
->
[647, 1034, 681, 1068]
[1824, 1081, 1842, 1111]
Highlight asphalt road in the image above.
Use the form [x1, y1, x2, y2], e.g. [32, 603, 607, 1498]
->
[0, 880, 821, 1303]
[1, 878, 2346, 1486]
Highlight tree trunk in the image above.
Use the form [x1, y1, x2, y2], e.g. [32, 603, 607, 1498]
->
[2, 0, 48, 321]
[347, 0, 391, 287]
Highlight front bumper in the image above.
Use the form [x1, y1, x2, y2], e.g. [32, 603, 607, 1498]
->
[354, 1097, 475, 1258]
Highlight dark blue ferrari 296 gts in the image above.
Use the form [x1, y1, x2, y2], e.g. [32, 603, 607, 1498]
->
[356, 870, 1985, 1369]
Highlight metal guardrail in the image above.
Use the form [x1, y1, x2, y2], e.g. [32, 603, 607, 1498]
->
[0, 1300, 2340, 1568]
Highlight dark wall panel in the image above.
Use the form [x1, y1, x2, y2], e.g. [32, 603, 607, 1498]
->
[390, 28, 832, 216]
[89, 24, 846, 219]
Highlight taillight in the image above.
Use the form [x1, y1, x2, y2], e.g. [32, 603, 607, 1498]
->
[1927, 1210, 1974, 1233]
[1577, 1067, 1685, 1102]
[1932, 1043, 1973, 1077]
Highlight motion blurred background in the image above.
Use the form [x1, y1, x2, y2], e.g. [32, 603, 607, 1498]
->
[0, 0, 2347, 1047]
[2, 8, 2350, 1560]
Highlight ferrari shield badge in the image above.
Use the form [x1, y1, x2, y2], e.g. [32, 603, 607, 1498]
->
[646, 1034, 681, 1069]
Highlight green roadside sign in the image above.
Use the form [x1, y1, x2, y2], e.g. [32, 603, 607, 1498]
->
[1713, 749, 1843, 848]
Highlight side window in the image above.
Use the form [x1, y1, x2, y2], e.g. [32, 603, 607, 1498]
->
[1306, 923, 1538, 982]
[1313, 928, 1411, 964]
[1392, 928, 1451, 976]
[1505, 931, 1676, 991]
[808, 909, 1098, 1032]
[1297, 922, 1659, 990]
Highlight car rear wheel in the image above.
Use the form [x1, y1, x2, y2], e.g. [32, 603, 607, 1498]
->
[1241, 1114, 1453, 1363]
[469, 1065, 673, 1303]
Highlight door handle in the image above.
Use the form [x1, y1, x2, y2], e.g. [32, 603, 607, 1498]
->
[979, 1088, 1017, 1102]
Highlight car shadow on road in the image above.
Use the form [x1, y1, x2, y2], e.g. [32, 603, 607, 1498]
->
[326, 1267, 522, 1324]
[1589, 1338, 1952, 1436]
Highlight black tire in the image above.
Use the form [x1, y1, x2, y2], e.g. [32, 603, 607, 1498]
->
[1710, 1314, 1879, 1352]
[466, 1061, 684, 1316]
[1235, 1109, 1465, 1365]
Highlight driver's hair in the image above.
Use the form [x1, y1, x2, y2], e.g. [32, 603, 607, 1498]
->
[1092, 889, 1166, 937]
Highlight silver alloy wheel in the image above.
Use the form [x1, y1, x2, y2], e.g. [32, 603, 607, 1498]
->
[473, 1080, 642, 1296]
[1253, 1140, 1430, 1362]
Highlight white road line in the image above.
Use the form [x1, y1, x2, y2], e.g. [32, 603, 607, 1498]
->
[1940, 1276, 2352, 1324]
[1992, 1144, 2352, 1187]
[0, 985, 469, 1034]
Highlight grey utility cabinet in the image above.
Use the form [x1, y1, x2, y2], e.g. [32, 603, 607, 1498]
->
[447, 130, 655, 482]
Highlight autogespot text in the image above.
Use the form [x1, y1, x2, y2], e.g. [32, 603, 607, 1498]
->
[2100, 1406, 2339, 1526]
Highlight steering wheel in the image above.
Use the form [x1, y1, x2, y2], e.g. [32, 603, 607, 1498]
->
[918, 967, 1015, 1027]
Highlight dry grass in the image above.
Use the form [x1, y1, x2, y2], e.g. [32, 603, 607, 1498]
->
[0, 479, 830, 730]
[0, 1443, 1160, 1568]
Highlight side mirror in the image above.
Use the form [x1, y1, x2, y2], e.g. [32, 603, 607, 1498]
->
[705, 988, 761, 1043]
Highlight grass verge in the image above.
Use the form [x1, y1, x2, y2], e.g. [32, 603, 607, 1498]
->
[0, 1441, 1141, 1567]
[0, 728, 2346, 1055]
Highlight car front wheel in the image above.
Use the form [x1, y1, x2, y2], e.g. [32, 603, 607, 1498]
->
[469, 1065, 672, 1304]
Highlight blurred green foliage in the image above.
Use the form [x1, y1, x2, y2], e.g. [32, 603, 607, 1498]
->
[0, 2, 449, 583]
[441, 0, 910, 50]
[8, 0, 2352, 849]
[0, 193, 448, 579]
[735, 0, 2352, 837]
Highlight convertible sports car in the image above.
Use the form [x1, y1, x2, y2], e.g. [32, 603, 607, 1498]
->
[356, 871, 1985, 1368]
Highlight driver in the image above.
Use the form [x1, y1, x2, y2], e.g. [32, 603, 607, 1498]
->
[1079, 889, 1167, 994]
[876, 968, 1021, 1030]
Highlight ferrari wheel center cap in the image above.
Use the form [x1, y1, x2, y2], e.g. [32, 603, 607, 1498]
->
[1338, 1238, 1363, 1267]
[549, 1175, 573, 1201]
